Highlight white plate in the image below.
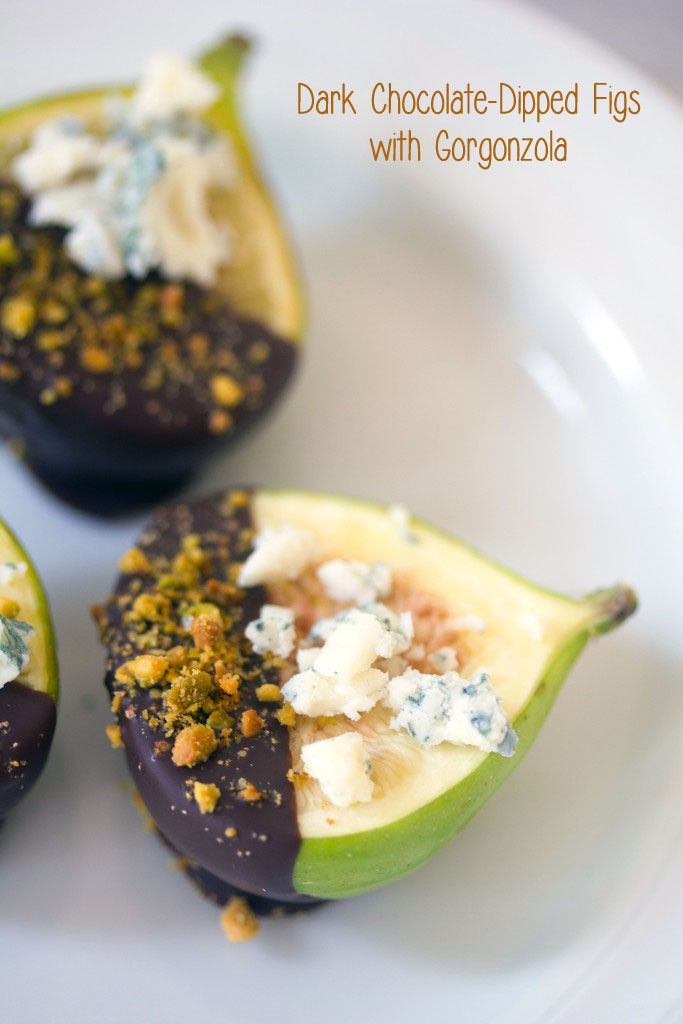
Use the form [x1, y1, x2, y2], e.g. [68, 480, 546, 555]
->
[1, 2, 682, 1022]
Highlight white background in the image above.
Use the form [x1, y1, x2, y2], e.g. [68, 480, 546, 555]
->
[531, 0, 683, 94]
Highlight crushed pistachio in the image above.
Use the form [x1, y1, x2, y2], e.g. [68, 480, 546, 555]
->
[0, 233, 18, 265]
[220, 896, 260, 943]
[105, 723, 124, 749]
[172, 724, 218, 767]
[206, 708, 233, 732]
[0, 361, 20, 381]
[227, 490, 250, 509]
[191, 615, 221, 649]
[131, 593, 171, 622]
[118, 653, 168, 687]
[218, 672, 240, 696]
[240, 708, 264, 738]
[193, 780, 220, 814]
[210, 373, 244, 408]
[37, 329, 69, 352]
[237, 780, 263, 803]
[2, 295, 36, 338]
[247, 340, 270, 364]
[255, 683, 283, 703]
[118, 548, 152, 575]
[80, 346, 114, 373]
[208, 409, 233, 434]
[40, 298, 68, 324]
[276, 703, 297, 727]
[97, 512, 294, 822]
[286, 768, 310, 789]
[164, 674, 214, 717]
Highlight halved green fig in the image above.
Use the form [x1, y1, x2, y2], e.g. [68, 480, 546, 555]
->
[0, 37, 303, 515]
[0, 517, 58, 820]
[96, 489, 635, 909]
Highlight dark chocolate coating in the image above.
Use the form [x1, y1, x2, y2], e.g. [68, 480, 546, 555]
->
[157, 831, 323, 915]
[0, 181, 298, 514]
[0, 313, 296, 476]
[22, 469, 195, 519]
[0, 680, 56, 820]
[102, 491, 314, 904]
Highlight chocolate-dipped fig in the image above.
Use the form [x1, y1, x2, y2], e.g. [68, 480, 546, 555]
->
[0, 516, 58, 821]
[0, 37, 303, 515]
[95, 489, 635, 912]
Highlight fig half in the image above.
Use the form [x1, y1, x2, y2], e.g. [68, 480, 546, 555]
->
[96, 489, 635, 907]
[0, 37, 303, 514]
[0, 517, 58, 821]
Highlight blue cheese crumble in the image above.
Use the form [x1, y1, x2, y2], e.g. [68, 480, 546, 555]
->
[313, 606, 413, 680]
[283, 603, 414, 720]
[238, 525, 319, 588]
[130, 53, 219, 123]
[307, 614, 338, 645]
[309, 603, 413, 651]
[300, 732, 374, 807]
[245, 605, 295, 659]
[314, 610, 386, 679]
[281, 666, 387, 721]
[0, 613, 34, 688]
[0, 561, 27, 587]
[386, 668, 517, 756]
[12, 54, 233, 286]
[388, 503, 418, 544]
[296, 646, 321, 671]
[364, 603, 414, 658]
[317, 559, 391, 606]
